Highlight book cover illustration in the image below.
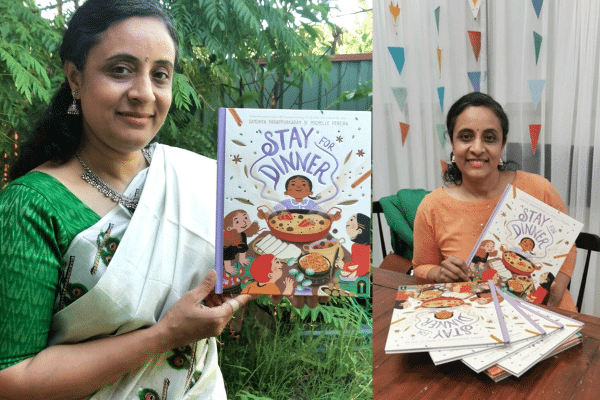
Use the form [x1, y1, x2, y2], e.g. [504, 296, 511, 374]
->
[428, 282, 552, 365]
[385, 281, 511, 354]
[459, 285, 564, 372]
[466, 185, 583, 304]
[215, 108, 371, 297]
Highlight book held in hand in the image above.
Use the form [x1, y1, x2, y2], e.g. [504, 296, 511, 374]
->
[215, 108, 371, 297]
[466, 184, 583, 304]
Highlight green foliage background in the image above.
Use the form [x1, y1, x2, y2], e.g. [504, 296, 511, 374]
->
[1, 0, 371, 162]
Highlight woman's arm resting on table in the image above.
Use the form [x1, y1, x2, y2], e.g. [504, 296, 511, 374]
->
[0, 270, 252, 400]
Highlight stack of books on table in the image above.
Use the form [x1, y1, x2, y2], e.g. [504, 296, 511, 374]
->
[384, 281, 584, 382]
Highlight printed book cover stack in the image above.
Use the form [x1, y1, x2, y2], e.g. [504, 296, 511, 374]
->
[215, 108, 372, 297]
[384, 282, 584, 382]
[385, 185, 585, 381]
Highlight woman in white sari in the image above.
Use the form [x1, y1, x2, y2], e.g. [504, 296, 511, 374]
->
[0, 1, 252, 398]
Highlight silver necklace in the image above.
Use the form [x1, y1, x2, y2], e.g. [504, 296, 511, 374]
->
[76, 149, 152, 212]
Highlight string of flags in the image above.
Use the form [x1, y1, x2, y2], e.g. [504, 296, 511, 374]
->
[385, 0, 545, 154]
[528, 0, 544, 154]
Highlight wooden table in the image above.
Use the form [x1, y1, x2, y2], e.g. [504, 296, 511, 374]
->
[373, 268, 600, 399]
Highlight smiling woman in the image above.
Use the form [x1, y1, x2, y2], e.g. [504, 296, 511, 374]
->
[0, 1, 253, 399]
[411, 92, 579, 312]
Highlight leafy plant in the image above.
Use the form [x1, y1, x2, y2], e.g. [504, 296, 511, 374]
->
[0, 0, 64, 156]
[219, 297, 372, 399]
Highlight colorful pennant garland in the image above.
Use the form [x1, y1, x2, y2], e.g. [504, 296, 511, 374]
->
[435, 6, 440, 33]
[388, 47, 405, 76]
[436, 124, 446, 147]
[529, 124, 541, 154]
[528, 79, 545, 110]
[437, 47, 442, 76]
[468, 71, 481, 92]
[531, 0, 543, 19]
[468, 31, 482, 62]
[389, 2, 400, 23]
[400, 122, 410, 146]
[391, 87, 408, 111]
[437, 87, 445, 113]
[469, 0, 481, 19]
[533, 31, 542, 64]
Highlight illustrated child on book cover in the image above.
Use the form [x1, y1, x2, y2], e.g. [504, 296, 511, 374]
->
[336, 213, 371, 279]
[240, 254, 294, 295]
[222, 210, 262, 293]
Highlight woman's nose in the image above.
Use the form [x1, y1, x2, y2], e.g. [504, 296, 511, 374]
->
[128, 75, 155, 103]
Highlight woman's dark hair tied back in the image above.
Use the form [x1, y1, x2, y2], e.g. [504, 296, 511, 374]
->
[10, 0, 178, 181]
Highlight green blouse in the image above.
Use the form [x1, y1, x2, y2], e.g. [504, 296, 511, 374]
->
[0, 172, 99, 370]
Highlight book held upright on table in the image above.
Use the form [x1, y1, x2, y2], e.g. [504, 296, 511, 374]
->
[466, 184, 583, 304]
[215, 108, 372, 297]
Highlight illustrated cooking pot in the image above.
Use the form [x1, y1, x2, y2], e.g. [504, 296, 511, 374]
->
[303, 238, 345, 265]
[257, 206, 341, 243]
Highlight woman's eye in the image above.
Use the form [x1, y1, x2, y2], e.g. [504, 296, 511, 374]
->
[154, 71, 170, 82]
[485, 135, 498, 142]
[458, 134, 472, 141]
[111, 66, 131, 76]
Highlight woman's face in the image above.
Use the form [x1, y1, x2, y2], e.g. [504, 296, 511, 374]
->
[67, 17, 176, 154]
[451, 106, 505, 184]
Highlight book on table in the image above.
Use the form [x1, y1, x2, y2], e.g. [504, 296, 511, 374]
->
[214, 108, 372, 297]
[385, 282, 584, 381]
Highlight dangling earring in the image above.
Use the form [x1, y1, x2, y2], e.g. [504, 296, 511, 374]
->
[451, 154, 456, 163]
[498, 158, 504, 166]
[67, 89, 80, 115]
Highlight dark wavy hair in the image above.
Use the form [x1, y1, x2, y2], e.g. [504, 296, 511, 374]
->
[352, 213, 371, 245]
[444, 92, 518, 184]
[9, 0, 179, 180]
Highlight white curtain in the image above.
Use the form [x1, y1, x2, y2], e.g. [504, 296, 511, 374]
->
[373, 0, 600, 317]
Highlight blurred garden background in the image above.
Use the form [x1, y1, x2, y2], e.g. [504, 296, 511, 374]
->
[0, 0, 372, 398]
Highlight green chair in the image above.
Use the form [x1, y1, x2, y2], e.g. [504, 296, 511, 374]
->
[374, 189, 430, 274]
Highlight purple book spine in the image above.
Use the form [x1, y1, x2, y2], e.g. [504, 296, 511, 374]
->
[466, 185, 512, 266]
[489, 280, 510, 343]
[215, 108, 227, 293]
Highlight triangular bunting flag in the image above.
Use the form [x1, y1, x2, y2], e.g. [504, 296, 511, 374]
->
[435, 6, 440, 34]
[470, 0, 481, 19]
[529, 124, 541, 154]
[533, 31, 542, 64]
[436, 124, 446, 147]
[400, 122, 410, 146]
[468, 31, 482, 62]
[437, 47, 442, 76]
[391, 87, 408, 111]
[531, 0, 543, 19]
[389, 2, 400, 24]
[388, 47, 405, 76]
[528, 79, 545, 110]
[437, 87, 445, 113]
[468, 71, 481, 92]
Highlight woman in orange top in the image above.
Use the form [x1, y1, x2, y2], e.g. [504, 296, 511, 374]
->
[412, 92, 577, 311]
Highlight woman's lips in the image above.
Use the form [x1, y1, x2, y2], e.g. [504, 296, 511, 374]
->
[118, 112, 154, 125]
[467, 159, 488, 167]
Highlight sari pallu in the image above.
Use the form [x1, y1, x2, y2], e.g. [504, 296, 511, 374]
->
[49, 144, 225, 399]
